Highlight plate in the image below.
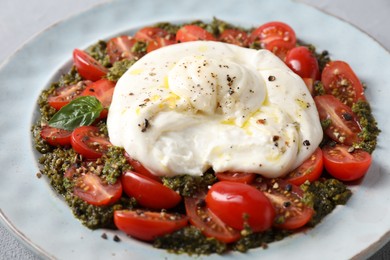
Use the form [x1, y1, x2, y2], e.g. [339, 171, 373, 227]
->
[0, 0, 389, 259]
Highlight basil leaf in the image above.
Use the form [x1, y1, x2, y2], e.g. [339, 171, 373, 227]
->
[48, 96, 103, 131]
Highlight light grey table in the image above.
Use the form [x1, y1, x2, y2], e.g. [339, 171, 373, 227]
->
[0, 0, 389, 259]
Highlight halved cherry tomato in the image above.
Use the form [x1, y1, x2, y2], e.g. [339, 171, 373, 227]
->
[285, 46, 320, 80]
[321, 61, 365, 107]
[40, 126, 72, 146]
[73, 173, 122, 206]
[322, 144, 372, 181]
[134, 27, 174, 43]
[106, 36, 139, 64]
[265, 39, 296, 60]
[215, 172, 256, 184]
[121, 170, 181, 209]
[218, 29, 248, 47]
[206, 181, 275, 232]
[284, 148, 323, 186]
[48, 81, 91, 110]
[184, 190, 241, 243]
[314, 95, 361, 145]
[146, 37, 176, 53]
[176, 25, 216, 42]
[114, 210, 188, 241]
[80, 78, 115, 118]
[302, 77, 314, 95]
[124, 153, 162, 182]
[73, 49, 108, 81]
[248, 21, 296, 49]
[253, 179, 313, 230]
[71, 126, 111, 159]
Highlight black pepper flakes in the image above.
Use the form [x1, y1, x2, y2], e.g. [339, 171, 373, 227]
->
[113, 235, 121, 242]
[101, 233, 108, 239]
[342, 112, 353, 121]
[268, 75, 276, 81]
[303, 140, 311, 146]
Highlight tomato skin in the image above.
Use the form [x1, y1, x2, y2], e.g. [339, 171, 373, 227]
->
[284, 148, 323, 186]
[146, 37, 176, 53]
[106, 36, 139, 64]
[265, 39, 296, 60]
[71, 126, 111, 159]
[48, 81, 91, 110]
[73, 49, 108, 81]
[314, 95, 361, 145]
[40, 126, 72, 146]
[124, 153, 162, 182]
[114, 210, 188, 241]
[184, 190, 241, 243]
[218, 29, 248, 47]
[176, 25, 216, 42]
[134, 27, 174, 42]
[253, 179, 313, 230]
[249, 21, 296, 49]
[206, 181, 275, 232]
[215, 172, 256, 184]
[121, 170, 181, 209]
[322, 144, 372, 181]
[285, 46, 320, 80]
[321, 61, 365, 107]
[80, 78, 115, 118]
[73, 173, 122, 206]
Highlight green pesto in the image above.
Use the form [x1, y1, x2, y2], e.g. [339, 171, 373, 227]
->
[161, 171, 217, 197]
[154, 226, 227, 255]
[321, 118, 332, 130]
[86, 40, 111, 67]
[31, 123, 52, 154]
[313, 81, 326, 96]
[352, 100, 380, 154]
[101, 146, 132, 184]
[301, 178, 352, 226]
[106, 59, 136, 82]
[132, 41, 147, 54]
[189, 17, 245, 37]
[154, 22, 180, 34]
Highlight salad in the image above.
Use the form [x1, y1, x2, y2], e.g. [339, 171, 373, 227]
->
[32, 18, 379, 254]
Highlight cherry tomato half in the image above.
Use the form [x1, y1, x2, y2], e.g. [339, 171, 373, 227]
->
[134, 27, 174, 43]
[124, 153, 162, 182]
[321, 61, 365, 107]
[73, 49, 108, 81]
[176, 25, 216, 42]
[249, 21, 296, 49]
[40, 126, 72, 146]
[80, 78, 115, 118]
[285, 46, 320, 81]
[218, 29, 248, 47]
[206, 181, 275, 232]
[322, 144, 372, 181]
[48, 81, 91, 110]
[253, 179, 313, 230]
[71, 126, 111, 159]
[146, 37, 176, 53]
[284, 148, 323, 186]
[106, 36, 140, 64]
[215, 172, 256, 184]
[184, 190, 241, 243]
[314, 95, 361, 145]
[121, 170, 181, 209]
[114, 210, 188, 241]
[73, 173, 122, 206]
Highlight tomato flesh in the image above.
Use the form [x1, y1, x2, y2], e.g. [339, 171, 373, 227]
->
[124, 153, 162, 182]
[206, 181, 275, 232]
[48, 81, 91, 110]
[106, 36, 141, 64]
[73, 173, 122, 206]
[176, 25, 216, 42]
[322, 144, 372, 181]
[71, 126, 111, 159]
[215, 172, 256, 184]
[249, 21, 296, 49]
[73, 49, 108, 81]
[114, 210, 188, 241]
[285, 46, 320, 80]
[285, 148, 323, 186]
[218, 29, 248, 47]
[184, 190, 241, 243]
[134, 27, 174, 42]
[40, 126, 72, 146]
[121, 170, 181, 209]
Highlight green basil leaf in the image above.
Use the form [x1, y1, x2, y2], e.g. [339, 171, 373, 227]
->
[48, 96, 103, 131]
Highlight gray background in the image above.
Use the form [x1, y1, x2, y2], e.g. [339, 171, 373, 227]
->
[0, 0, 389, 259]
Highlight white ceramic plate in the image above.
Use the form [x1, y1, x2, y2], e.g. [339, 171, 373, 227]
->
[1, 0, 390, 259]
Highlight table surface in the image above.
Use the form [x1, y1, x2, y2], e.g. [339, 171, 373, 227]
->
[0, 0, 389, 259]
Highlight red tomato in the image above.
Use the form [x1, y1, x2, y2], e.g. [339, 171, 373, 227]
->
[248, 21, 296, 49]
[218, 29, 248, 47]
[73, 49, 108, 81]
[134, 27, 174, 42]
[48, 81, 91, 110]
[322, 61, 365, 107]
[124, 153, 162, 182]
[106, 36, 140, 64]
[184, 190, 241, 243]
[253, 179, 313, 230]
[80, 78, 115, 118]
[265, 38, 296, 60]
[73, 173, 122, 206]
[322, 144, 372, 181]
[206, 181, 275, 232]
[314, 95, 361, 145]
[121, 170, 181, 209]
[146, 37, 176, 53]
[176, 25, 216, 42]
[71, 126, 111, 159]
[302, 77, 314, 95]
[285, 46, 320, 80]
[114, 210, 188, 241]
[215, 172, 256, 184]
[284, 148, 323, 186]
[40, 126, 72, 146]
